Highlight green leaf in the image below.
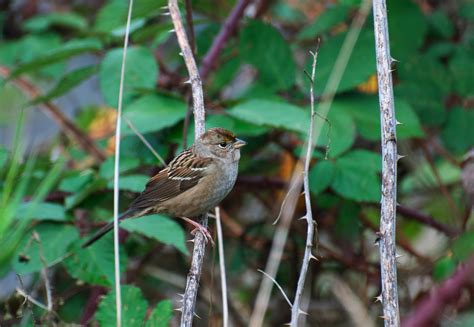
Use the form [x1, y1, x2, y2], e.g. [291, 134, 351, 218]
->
[121, 214, 188, 255]
[123, 95, 186, 135]
[32, 65, 98, 104]
[297, 5, 349, 40]
[314, 105, 356, 157]
[333, 95, 424, 140]
[107, 174, 149, 193]
[309, 160, 336, 195]
[227, 99, 308, 133]
[433, 256, 457, 281]
[453, 232, 474, 262]
[145, 300, 173, 327]
[387, 0, 428, 61]
[449, 49, 474, 97]
[459, 3, 474, 21]
[427, 10, 454, 39]
[99, 156, 141, 179]
[331, 150, 381, 202]
[96, 285, 148, 327]
[10, 39, 102, 78]
[0, 147, 9, 170]
[100, 47, 158, 107]
[441, 107, 474, 155]
[239, 20, 296, 90]
[14, 223, 78, 274]
[59, 170, 95, 193]
[64, 234, 127, 286]
[311, 28, 376, 95]
[207, 115, 269, 137]
[23, 12, 87, 32]
[16, 202, 66, 221]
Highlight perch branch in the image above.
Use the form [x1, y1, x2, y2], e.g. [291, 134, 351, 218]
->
[0, 66, 106, 164]
[372, 0, 400, 325]
[200, 0, 252, 80]
[249, 1, 371, 325]
[168, 0, 207, 325]
[290, 47, 319, 326]
[402, 256, 474, 327]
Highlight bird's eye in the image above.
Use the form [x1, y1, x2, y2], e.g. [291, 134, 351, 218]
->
[218, 142, 227, 148]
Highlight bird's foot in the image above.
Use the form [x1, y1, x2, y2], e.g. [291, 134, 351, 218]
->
[179, 217, 215, 246]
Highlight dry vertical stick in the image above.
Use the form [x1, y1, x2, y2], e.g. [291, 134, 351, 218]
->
[290, 48, 319, 326]
[215, 207, 229, 326]
[372, 0, 400, 326]
[168, 0, 207, 326]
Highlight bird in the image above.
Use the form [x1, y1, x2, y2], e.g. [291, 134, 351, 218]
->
[82, 127, 246, 248]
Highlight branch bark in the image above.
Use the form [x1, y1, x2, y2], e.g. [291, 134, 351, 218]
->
[168, 1, 207, 325]
[372, 0, 400, 325]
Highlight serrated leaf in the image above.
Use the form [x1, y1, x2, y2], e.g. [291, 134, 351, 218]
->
[333, 95, 424, 140]
[227, 99, 308, 133]
[121, 214, 188, 255]
[145, 300, 173, 327]
[309, 160, 335, 195]
[32, 65, 97, 104]
[331, 150, 381, 202]
[452, 232, 474, 262]
[123, 95, 186, 135]
[64, 234, 127, 286]
[99, 47, 158, 107]
[297, 5, 349, 40]
[14, 223, 78, 274]
[59, 170, 95, 193]
[16, 202, 66, 221]
[433, 256, 457, 281]
[107, 174, 149, 193]
[10, 39, 102, 78]
[240, 20, 295, 90]
[309, 28, 376, 96]
[441, 107, 474, 155]
[96, 285, 148, 327]
[23, 12, 87, 32]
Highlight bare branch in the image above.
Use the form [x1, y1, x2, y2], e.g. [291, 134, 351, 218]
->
[372, 0, 400, 325]
[168, 0, 207, 325]
[290, 47, 319, 326]
[0, 66, 106, 164]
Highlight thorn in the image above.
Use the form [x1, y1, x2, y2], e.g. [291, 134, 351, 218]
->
[161, 12, 171, 16]
[298, 309, 309, 316]
[298, 215, 307, 221]
[391, 57, 399, 63]
[194, 312, 201, 319]
[380, 315, 388, 320]
[179, 52, 183, 56]
[174, 307, 183, 312]
[397, 154, 406, 161]
[389, 69, 396, 73]
[169, 29, 175, 33]
[183, 79, 191, 85]
[375, 295, 382, 303]
[396, 253, 403, 259]
[396, 120, 402, 125]
[309, 253, 319, 261]
[396, 202, 401, 206]
[187, 238, 195, 243]
[160, 5, 168, 10]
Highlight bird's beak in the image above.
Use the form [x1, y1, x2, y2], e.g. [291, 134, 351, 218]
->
[233, 138, 247, 149]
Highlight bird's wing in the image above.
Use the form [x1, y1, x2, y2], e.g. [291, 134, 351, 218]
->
[128, 149, 213, 211]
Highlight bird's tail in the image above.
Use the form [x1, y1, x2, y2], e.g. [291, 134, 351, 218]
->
[81, 210, 135, 248]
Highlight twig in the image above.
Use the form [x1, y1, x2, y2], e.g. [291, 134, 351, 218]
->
[402, 256, 474, 327]
[257, 269, 293, 308]
[373, 0, 400, 325]
[0, 66, 106, 164]
[215, 207, 229, 327]
[168, 0, 207, 325]
[249, 1, 371, 325]
[112, 0, 134, 325]
[32, 232, 53, 313]
[124, 117, 167, 167]
[397, 205, 460, 237]
[290, 47, 319, 326]
[199, 0, 252, 80]
[16, 287, 49, 311]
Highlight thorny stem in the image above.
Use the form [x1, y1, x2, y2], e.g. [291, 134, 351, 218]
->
[290, 48, 319, 326]
[372, 0, 400, 325]
[168, 0, 207, 325]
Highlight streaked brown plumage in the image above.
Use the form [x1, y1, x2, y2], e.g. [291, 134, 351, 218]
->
[82, 128, 246, 247]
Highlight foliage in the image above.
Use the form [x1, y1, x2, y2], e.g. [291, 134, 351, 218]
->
[0, 0, 473, 325]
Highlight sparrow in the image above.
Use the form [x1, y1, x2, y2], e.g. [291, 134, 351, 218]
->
[82, 127, 246, 247]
